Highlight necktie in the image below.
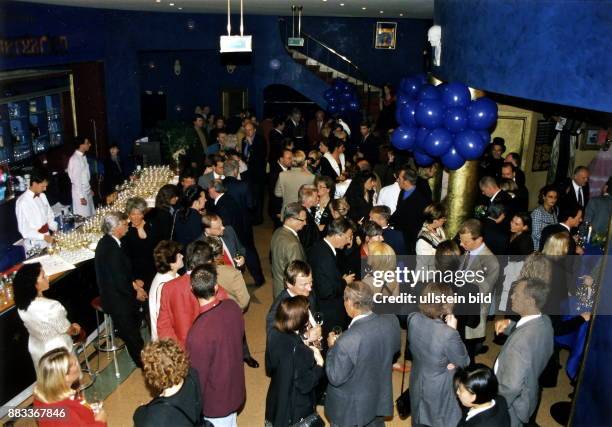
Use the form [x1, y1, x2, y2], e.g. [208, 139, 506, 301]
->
[402, 190, 411, 200]
[222, 244, 235, 267]
[578, 187, 583, 206]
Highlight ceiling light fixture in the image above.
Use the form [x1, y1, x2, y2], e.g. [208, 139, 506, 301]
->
[340, 3, 345, 6]
[399, 13, 404, 16]
[155, 0, 160, 3]
[362, 7, 366, 10]
[379, 10, 384, 14]
[178, 6, 182, 9]
[169, 2, 174, 5]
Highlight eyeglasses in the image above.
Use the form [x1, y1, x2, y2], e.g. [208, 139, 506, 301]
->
[292, 217, 306, 222]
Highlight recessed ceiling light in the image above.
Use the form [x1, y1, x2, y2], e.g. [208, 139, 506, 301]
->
[362, 7, 366, 10]
[178, 6, 182, 9]
[169, 2, 174, 5]
[155, 0, 160, 3]
[380, 11, 384, 14]
[399, 13, 404, 16]
[340, 3, 344, 6]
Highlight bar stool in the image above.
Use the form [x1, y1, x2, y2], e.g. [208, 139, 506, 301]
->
[72, 328, 96, 391]
[91, 296, 125, 379]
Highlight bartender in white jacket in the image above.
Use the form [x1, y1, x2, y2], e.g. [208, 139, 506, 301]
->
[15, 169, 58, 252]
[67, 137, 95, 217]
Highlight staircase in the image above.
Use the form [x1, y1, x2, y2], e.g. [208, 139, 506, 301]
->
[279, 19, 382, 121]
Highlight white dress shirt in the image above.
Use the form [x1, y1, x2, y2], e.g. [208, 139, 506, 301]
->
[465, 400, 496, 421]
[494, 314, 542, 373]
[572, 180, 584, 205]
[15, 189, 58, 251]
[376, 182, 401, 214]
[149, 271, 178, 340]
[323, 238, 336, 256]
[349, 311, 372, 328]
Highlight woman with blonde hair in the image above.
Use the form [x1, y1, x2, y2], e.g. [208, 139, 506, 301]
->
[362, 241, 398, 297]
[542, 231, 570, 256]
[33, 348, 107, 426]
[134, 340, 202, 427]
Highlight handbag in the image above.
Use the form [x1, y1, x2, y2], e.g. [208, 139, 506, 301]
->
[289, 344, 324, 427]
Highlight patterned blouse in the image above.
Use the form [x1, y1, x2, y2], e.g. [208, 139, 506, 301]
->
[531, 205, 558, 249]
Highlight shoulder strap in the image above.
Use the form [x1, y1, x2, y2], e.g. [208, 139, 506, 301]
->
[417, 234, 437, 248]
[170, 211, 178, 240]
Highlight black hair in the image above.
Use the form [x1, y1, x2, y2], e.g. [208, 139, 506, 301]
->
[190, 263, 217, 299]
[178, 185, 204, 221]
[454, 363, 499, 405]
[185, 240, 214, 270]
[487, 203, 506, 219]
[155, 184, 179, 210]
[558, 203, 582, 223]
[512, 212, 532, 231]
[273, 116, 285, 127]
[13, 263, 42, 311]
[74, 136, 90, 149]
[30, 168, 49, 184]
[193, 114, 205, 122]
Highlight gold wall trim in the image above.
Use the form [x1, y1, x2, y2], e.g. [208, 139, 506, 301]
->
[69, 73, 77, 137]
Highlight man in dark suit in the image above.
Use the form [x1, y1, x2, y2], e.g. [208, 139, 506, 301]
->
[207, 180, 265, 286]
[415, 163, 438, 204]
[494, 278, 554, 427]
[202, 213, 246, 270]
[223, 159, 253, 213]
[242, 121, 267, 224]
[539, 203, 583, 254]
[504, 152, 526, 188]
[268, 116, 286, 164]
[268, 148, 292, 228]
[285, 108, 306, 152]
[558, 165, 590, 212]
[391, 166, 430, 255]
[357, 122, 380, 167]
[307, 110, 325, 148]
[266, 260, 320, 341]
[197, 154, 224, 190]
[325, 281, 401, 427]
[94, 212, 145, 367]
[307, 219, 355, 336]
[369, 205, 407, 255]
[102, 144, 125, 197]
[482, 204, 510, 255]
[501, 162, 529, 211]
[186, 114, 208, 171]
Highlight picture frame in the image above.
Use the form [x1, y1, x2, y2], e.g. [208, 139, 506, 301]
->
[374, 22, 397, 50]
[579, 127, 603, 151]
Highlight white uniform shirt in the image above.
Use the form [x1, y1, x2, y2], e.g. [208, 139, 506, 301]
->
[67, 150, 94, 217]
[376, 182, 401, 214]
[15, 189, 58, 251]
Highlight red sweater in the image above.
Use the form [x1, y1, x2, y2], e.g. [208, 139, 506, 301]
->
[187, 299, 245, 417]
[157, 273, 228, 348]
[33, 397, 106, 427]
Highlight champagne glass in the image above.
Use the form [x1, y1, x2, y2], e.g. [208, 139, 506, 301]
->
[313, 312, 324, 326]
[332, 326, 343, 336]
[89, 392, 103, 414]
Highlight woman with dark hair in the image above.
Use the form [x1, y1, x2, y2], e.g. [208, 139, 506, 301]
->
[343, 171, 378, 224]
[416, 202, 447, 271]
[319, 138, 346, 181]
[265, 296, 324, 427]
[149, 241, 184, 341]
[146, 184, 180, 245]
[408, 282, 470, 427]
[455, 364, 510, 427]
[531, 185, 559, 250]
[172, 185, 206, 247]
[34, 348, 107, 426]
[122, 197, 157, 288]
[376, 83, 398, 135]
[508, 212, 534, 256]
[133, 340, 202, 427]
[14, 263, 81, 372]
[313, 175, 334, 231]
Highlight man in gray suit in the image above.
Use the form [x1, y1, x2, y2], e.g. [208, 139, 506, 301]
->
[274, 150, 315, 214]
[202, 213, 246, 269]
[325, 281, 400, 427]
[459, 219, 500, 356]
[585, 176, 612, 235]
[270, 203, 307, 297]
[197, 154, 225, 189]
[494, 278, 554, 427]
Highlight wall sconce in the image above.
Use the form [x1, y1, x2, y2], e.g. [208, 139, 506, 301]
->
[174, 59, 182, 76]
[226, 64, 237, 74]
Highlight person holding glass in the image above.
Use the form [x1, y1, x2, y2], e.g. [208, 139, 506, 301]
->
[265, 296, 324, 427]
[33, 347, 107, 426]
[134, 340, 202, 427]
[14, 263, 81, 373]
[408, 282, 470, 427]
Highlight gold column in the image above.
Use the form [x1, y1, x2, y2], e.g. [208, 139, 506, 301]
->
[445, 160, 480, 237]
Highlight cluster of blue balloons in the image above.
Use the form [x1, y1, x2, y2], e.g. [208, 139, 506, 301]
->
[323, 78, 360, 115]
[390, 76, 498, 170]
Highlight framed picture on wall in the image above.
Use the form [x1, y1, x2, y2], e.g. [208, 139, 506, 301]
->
[579, 128, 603, 151]
[374, 22, 397, 49]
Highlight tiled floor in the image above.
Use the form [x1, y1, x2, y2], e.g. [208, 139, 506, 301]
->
[8, 217, 571, 426]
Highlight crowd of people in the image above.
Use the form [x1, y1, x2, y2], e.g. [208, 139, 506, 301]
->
[11, 101, 610, 427]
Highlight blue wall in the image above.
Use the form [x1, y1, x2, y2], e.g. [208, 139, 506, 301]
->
[433, 0, 612, 113]
[0, 1, 429, 153]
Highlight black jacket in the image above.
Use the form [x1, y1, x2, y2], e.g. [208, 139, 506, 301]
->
[133, 369, 203, 427]
[266, 289, 318, 337]
[298, 209, 320, 251]
[172, 208, 203, 248]
[121, 223, 156, 287]
[481, 217, 509, 255]
[539, 223, 576, 254]
[391, 188, 430, 255]
[94, 234, 137, 314]
[145, 206, 174, 246]
[265, 330, 323, 426]
[209, 193, 247, 243]
[307, 240, 349, 335]
[457, 395, 511, 427]
[507, 232, 534, 257]
[242, 134, 267, 179]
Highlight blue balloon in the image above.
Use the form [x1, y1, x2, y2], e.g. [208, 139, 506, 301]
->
[348, 100, 360, 112]
[443, 107, 469, 133]
[401, 77, 422, 99]
[398, 100, 418, 127]
[477, 130, 491, 145]
[441, 146, 466, 170]
[397, 93, 411, 106]
[441, 82, 471, 107]
[417, 84, 441, 101]
[391, 126, 417, 151]
[415, 127, 431, 150]
[416, 74, 428, 85]
[467, 98, 498, 130]
[424, 128, 453, 157]
[454, 129, 487, 160]
[415, 99, 444, 129]
[341, 91, 353, 100]
[323, 88, 335, 101]
[327, 103, 338, 113]
[414, 149, 435, 167]
[327, 93, 338, 104]
[338, 103, 348, 113]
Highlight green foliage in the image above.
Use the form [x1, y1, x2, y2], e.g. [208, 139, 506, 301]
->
[149, 120, 194, 162]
